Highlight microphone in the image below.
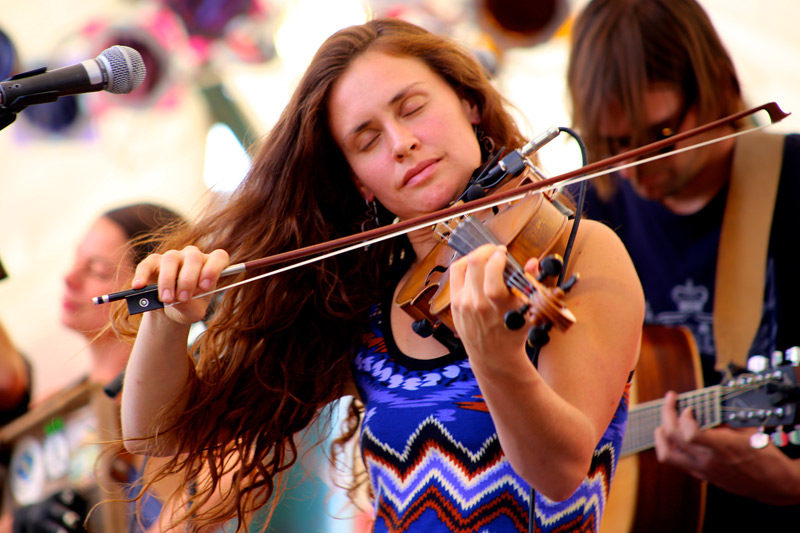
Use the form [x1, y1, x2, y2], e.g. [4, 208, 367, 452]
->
[0, 45, 146, 112]
[484, 126, 561, 183]
[464, 126, 561, 201]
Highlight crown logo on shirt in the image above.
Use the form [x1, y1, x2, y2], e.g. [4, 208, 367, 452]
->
[671, 279, 708, 314]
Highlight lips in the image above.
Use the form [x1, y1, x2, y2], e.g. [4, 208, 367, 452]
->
[62, 297, 82, 312]
[402, 158, 439, 186]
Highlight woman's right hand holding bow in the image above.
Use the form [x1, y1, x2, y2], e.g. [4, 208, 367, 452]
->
[131, 245, 230, 324]
[122, 246, 229, 456]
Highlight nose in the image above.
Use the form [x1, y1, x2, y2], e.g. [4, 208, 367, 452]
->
[64, 262, 83, 290]
[388, 122, 419, 161]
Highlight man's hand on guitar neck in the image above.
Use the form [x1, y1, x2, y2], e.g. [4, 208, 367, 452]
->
[654, 390, 800, 505]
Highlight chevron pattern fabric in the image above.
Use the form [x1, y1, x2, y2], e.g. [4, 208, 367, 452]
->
[352, 304, 629, 532]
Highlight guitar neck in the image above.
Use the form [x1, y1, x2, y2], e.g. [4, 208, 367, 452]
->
[621, 386, 724, 456]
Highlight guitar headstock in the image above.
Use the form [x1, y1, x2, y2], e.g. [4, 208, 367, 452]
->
[725, 348, 800, 448]
[722, 364, 800, 429]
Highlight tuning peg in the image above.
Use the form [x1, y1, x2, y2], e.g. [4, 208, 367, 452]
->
[536, 254, 563, 282]
[561, 274, 580, 293]
[504, 305, 529, 330]
[771, 426, 789, 447]
[746, 356, 768, 374]
[526, 324, 551, 349]
[750, 426, 769, 449]
[412, 318, 435, 338]
[771, 350, 785, 368]
[785, 346, 800, 366]
[789, 425, 800, 445]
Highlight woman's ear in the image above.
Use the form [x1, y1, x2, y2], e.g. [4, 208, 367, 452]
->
[351, 174, 375, 202]
[462, 98, 481, 125]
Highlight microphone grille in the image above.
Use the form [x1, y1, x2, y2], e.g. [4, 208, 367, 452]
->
[98, 45, 146, 94]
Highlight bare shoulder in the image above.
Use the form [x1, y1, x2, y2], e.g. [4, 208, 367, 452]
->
[569, 219, 639, 278]
[565, 218, 644, 319]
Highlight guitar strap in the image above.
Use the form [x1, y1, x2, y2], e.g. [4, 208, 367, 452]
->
[713, 130, 785, 371]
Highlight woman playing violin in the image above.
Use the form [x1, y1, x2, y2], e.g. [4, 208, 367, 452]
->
[117, 18, 644, 532]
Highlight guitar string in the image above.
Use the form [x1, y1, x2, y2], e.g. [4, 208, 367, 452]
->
[623, 379, 785, 449]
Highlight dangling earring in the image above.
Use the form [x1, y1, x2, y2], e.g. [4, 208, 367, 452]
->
[474, 124, 496, 159]
[361, 198, 380, 232]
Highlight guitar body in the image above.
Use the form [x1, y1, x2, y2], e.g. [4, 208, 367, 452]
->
[601, 325, 707, 533]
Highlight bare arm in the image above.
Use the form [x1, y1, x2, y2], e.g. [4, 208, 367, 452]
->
[121, 246, 230, 456]
[448, 219, 644, 501]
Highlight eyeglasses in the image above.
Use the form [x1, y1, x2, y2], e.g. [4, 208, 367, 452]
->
[600, 101, 693, 157]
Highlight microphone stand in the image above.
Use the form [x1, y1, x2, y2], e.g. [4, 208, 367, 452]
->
[0, 108, 16, 130]
[1, 67, 62, 131]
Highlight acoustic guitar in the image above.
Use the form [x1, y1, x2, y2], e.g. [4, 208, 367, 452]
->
[600, 325, 800, 533]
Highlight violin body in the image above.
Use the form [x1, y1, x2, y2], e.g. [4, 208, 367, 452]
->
[396, 169, 573, 335]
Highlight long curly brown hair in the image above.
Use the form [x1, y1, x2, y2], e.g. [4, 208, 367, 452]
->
[114, 17, 528, 531]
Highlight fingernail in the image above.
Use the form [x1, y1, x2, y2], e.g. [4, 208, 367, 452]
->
[200, 278, 211, 290]
[179, 290, 190, 302]
[162, 289, 172, 301]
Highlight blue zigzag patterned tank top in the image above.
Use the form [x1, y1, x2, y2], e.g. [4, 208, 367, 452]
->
[352, 301, 629, 532]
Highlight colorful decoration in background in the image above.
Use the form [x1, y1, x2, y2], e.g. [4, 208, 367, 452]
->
[163, 0, 275, 63]
[20, 94, 82, 134]
[369, 0, 572, 75]
[476, 0, 571, 52]
[167, 0, 255, 39]
[0, 26, 18, 80]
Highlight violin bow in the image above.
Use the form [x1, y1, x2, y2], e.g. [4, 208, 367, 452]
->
[95, 102, 790, 314]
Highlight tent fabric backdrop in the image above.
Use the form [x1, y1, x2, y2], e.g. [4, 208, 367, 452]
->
[0, 0, 798, 402]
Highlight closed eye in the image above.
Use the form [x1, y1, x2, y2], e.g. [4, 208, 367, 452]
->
[357, 131, 380, 151]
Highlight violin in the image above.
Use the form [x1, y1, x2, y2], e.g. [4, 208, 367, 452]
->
[396, 167, 578, 347]
[93, 102, 790, 336]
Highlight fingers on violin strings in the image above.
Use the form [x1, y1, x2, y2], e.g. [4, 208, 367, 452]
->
[464, 245, 493, 302]
[524, 256, 540, 277]
[483, 245, 510, 302]
[448, 254, 467, 296]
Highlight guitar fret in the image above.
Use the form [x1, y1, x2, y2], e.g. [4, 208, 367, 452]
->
[622, 385, 724, 455]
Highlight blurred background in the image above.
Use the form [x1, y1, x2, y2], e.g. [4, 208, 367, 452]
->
[1, 0, 798, 403]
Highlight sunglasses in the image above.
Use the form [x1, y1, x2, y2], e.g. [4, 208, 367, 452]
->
[600, 101, 693, 157]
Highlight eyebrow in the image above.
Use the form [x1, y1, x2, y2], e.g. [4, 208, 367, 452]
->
[345, 81, 424, 140]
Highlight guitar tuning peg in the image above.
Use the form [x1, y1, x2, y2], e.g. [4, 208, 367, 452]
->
[771, 350, 784, 368]
[785, 346, 800, 366]
[746, 356, 769, 374]
[789, 425, 800, 446]
[750, 426, 770, 449]
[771, 426, 789, 448]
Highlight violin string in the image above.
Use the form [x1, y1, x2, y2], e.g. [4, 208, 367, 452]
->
[433, 218, 529, 295]
[166, 122, 774, 307]
[448, 216, 532, 295]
